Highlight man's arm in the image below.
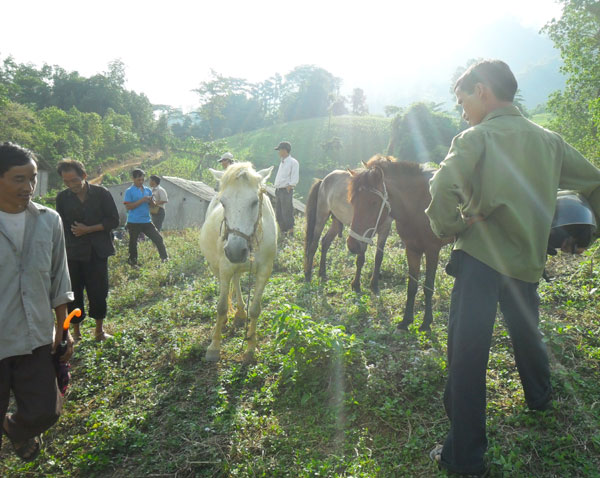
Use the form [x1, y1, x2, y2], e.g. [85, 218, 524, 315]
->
[124, 189, 151, 210]
[425, 130, 484, 239]
[53, 303, 73, 362]
[287, 160, 299, 192]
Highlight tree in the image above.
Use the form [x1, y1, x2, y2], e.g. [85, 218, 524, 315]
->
[280, 65, 341, 121]
[542, 0, 600, 163]
[351, 88, 369, 115]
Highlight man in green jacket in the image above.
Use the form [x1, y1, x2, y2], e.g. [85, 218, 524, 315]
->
[426, 59, 600, 477]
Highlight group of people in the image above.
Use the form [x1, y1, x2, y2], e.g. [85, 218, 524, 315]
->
[1, 59, 600, 477]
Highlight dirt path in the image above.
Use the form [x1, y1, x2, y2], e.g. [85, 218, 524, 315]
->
[89, 151, 164, 184]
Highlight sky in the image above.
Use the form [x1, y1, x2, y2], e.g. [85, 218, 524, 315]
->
[1, 0, 564, 112]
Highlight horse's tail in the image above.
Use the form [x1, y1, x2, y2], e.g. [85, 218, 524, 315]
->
[304, 178, 323, 257]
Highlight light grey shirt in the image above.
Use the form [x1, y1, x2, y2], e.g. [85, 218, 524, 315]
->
[0, 202, 73, 360]
[152, 185, 168, 210]
[273, 155, 299, 189]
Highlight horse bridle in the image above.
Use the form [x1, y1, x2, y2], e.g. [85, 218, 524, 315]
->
[220, 187, 265, 251]
[348, 179, 391, 246]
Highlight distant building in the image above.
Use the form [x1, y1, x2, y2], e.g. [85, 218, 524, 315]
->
[107, 176, 217, 230]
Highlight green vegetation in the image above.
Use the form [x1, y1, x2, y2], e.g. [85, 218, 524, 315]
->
[222, 115, 392, 198]
[1, 225, 598, 477]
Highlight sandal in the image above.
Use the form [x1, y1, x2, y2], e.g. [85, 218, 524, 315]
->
[429, 444, 490, 477]
[2, 418, 42, 462]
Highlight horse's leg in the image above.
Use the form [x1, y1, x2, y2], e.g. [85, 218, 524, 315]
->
[351, 252, 364, 293]
[305, 213, 330, 282]
[398, 248, 422, 330]
[370, 218, 392, 294]
[420, 248, 440, 332]
[233, 271, 247, 328]
[206, 270, 233, 362]
[242, 268, 271, 363]
[319, 218, 343, 280]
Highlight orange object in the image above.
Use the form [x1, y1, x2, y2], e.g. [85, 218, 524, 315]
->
[63, 308, 81, 331]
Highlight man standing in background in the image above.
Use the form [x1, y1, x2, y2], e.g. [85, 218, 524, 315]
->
[0, 142, 74, 462]
[218, 152, 235, 170]
[149, 175, 168, 232]
[56, 159, 119, 341]
[123, 168, 168, 266]
[273, 141, 299, 235]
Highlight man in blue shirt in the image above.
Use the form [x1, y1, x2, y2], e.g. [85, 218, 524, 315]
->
[123, 169, 168, 266]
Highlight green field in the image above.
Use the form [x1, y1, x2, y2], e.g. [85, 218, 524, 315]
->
[222, 115, 392, 199]
[1, 223, 599, 477]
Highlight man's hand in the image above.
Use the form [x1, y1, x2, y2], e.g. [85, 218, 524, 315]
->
[71, 221, 90, 236]
[286, 185, 293, 193]
[53, 331, 74, 362]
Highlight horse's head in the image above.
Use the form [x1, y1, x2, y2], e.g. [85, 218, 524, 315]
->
[211, 162, 273, 263]
[347, 163, 391, 255]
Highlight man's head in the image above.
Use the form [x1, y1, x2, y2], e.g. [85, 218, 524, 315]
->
[454, 60, 517, 126]
[275, 141, 291, 159]
[218, 152, 234, 169]
[149, 175, 160, 187]
[0, 142, 38, 213]
[131, 168, 145, 188]
[57, 158, 87, 194]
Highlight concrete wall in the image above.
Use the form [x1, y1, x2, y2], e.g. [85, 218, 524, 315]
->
[107, 182, 211, 231]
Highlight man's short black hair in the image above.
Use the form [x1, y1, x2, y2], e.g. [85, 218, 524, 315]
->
[57, 158, 87, 178]
[0, 142, 37, 176]
[454, 59, 518, 102]
[131, 168, 145, 179]
[149, 175, 160, 184]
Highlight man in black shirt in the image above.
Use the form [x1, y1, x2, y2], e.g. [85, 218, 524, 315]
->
[56, 159, 119, 341]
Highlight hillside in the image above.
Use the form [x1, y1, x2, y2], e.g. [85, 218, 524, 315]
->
[222, 115, 392, 199]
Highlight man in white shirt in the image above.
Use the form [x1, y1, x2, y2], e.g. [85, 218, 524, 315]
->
[273, 141, 299, 234]
[149, 175, 168, 231]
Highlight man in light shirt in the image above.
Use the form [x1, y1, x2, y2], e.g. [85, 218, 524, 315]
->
[149, 175, 168, 232]
[0, 142, 74, 462]
[273, 141, 299, 234]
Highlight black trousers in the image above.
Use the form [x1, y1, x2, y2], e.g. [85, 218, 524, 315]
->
[67, 250, 109, 324]
[0, 345, 62, 447]
[127, 222, 168, 263]
[441, 251, 551, 475]
[275, 188, 294, 232]
[151, 207, 166, 232]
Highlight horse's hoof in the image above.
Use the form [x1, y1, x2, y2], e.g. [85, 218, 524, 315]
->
[369, 285, 380, 295]
[419, 324, 432, 333]
[234, 314, 246, 328]
[351, 283, 361, 293]
[205, 349, 220, 362]
[396, 321, 409, 331]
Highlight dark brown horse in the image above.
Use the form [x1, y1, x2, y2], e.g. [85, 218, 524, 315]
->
[347, 155, 451, 331]
[304, 170, 392, 293]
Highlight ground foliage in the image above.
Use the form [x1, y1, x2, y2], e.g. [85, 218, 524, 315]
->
[1, 224, 599, 477]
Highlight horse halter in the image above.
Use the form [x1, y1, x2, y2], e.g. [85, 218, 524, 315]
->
[348, 180, 391, 246]
[220, 188, 266, 251]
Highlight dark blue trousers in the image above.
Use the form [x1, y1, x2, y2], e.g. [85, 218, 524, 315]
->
[440, 251, 552, 475]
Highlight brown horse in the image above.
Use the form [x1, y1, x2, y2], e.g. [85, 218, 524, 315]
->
[347, 155, 451, 331]
[304, 169, 392, 293]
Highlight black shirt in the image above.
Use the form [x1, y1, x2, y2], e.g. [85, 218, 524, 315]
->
[56, 182, 120, 261]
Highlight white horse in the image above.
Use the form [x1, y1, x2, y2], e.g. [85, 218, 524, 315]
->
[200, 162, 277, 362]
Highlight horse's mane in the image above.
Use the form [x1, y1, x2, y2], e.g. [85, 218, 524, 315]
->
[349, 154, 425, 202]
[219, 161, 262, 192]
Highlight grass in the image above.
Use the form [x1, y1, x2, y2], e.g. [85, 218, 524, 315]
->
[1, 223, 599, 477]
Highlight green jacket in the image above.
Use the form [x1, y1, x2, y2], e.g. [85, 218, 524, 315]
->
[426, 105, 600, 283]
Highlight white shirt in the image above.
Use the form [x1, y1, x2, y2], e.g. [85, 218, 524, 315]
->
[152, 185, 168, 210]
[0, 209, 26, 253]
[273, 155, 299, 189]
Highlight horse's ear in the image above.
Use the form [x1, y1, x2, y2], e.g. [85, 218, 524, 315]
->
[209, 168, 224, 181]
[361, 160, 368, 168]
[347, 168, 356, 176]
[257, 166, 274, 183]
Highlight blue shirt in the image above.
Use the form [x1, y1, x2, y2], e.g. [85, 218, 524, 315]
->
[124, 184, 153, 224]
